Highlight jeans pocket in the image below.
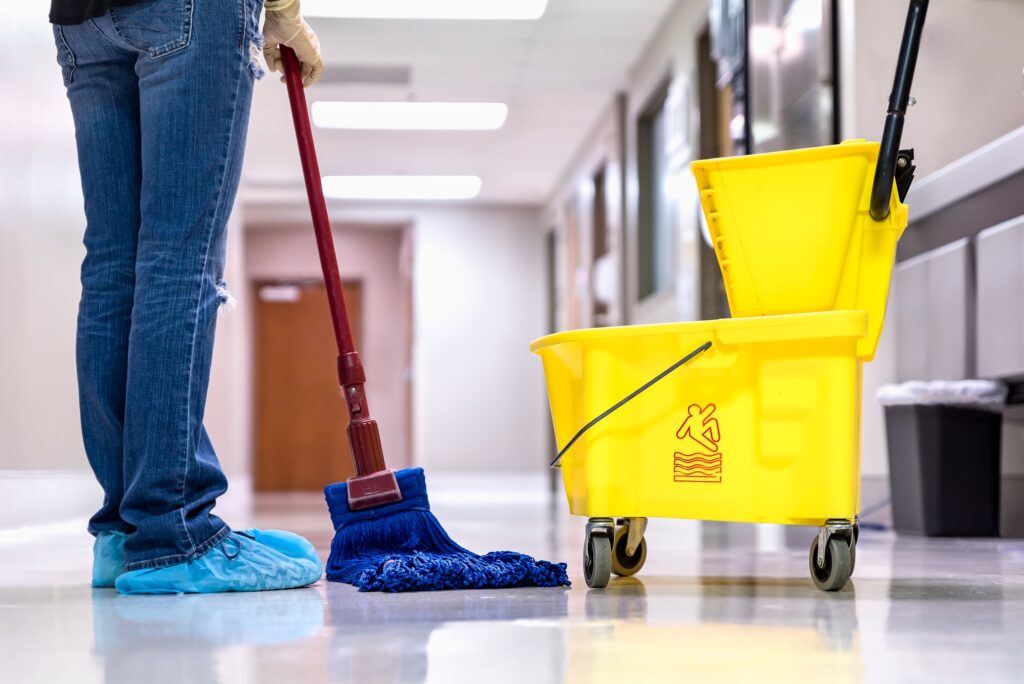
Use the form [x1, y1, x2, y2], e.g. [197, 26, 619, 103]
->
[53, 26, 76, 86]
[109, 0, 195, 58]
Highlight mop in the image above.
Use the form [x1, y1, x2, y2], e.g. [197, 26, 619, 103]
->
[280, 48, 569, 592]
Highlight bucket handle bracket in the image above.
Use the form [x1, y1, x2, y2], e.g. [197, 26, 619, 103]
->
[549, 341, 713, 468]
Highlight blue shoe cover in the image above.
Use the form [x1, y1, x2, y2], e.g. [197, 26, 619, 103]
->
[92, 531, 127, 588]
[114, 529, 323, 595]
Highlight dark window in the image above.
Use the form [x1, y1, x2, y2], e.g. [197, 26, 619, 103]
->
[637, 84, 674, 300]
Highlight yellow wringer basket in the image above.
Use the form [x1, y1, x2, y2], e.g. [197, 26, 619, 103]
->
[691, 140, 907, 360]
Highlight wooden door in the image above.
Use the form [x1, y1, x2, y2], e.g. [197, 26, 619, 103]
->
[254, 281, 360, 491]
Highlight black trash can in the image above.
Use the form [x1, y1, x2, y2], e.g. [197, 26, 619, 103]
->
[881, 382, 1005, 537]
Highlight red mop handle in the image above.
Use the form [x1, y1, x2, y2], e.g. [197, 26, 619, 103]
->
[282, 48, 354, 357]
[281, 47, 388, 480]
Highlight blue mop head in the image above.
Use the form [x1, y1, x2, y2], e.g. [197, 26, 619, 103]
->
[324, 468, 570, 592]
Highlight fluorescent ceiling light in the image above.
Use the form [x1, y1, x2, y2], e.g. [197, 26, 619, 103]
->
[312, 101, 508, 131]
[303, 0, 548, 20]
[322, 175, 482, 200]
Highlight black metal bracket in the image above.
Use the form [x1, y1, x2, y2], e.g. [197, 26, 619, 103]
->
[869, 0, 929, 221]
[895, 148, 916, 202]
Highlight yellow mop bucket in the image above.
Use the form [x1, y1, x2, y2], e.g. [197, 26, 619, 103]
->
[691, 140, 907, 360]
[534, 0, 929, 593]
[533, 146, 908, 591]
[532, 311, 866, 527]
[531, 310, 873, 593]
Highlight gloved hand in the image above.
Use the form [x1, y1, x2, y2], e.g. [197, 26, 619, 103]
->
[263, 0, 324, 88]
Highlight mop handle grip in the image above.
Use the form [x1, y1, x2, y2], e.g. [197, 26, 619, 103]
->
[281, 46, 357, 358]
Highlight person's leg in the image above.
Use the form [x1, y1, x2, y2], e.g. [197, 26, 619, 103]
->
[82, 0, 265, 570]
[53, 18, 141, 538]
[57, 0, 318, 593]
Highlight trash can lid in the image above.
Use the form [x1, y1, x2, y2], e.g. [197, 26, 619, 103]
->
[877, 380, 1007, 411]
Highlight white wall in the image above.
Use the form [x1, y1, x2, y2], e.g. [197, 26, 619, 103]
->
[841, 0, 1024, 177]
[1, 8, 88, 471]
[412, 206, 548, 472]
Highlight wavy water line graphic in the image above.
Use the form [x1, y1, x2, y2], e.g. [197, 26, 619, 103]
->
[673, 455, 721, 465]
[674, 452, 722, 483]
[673, 462, 720, 472]
[674, 453, 722, 465]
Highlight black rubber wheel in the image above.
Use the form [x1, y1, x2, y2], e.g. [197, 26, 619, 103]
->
[809, 537, 853, 591]
[611, 526, 647, 577]
[584, 534, 612, 588]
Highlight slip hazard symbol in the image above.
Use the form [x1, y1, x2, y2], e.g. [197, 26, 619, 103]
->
[674, 403, 723, 484]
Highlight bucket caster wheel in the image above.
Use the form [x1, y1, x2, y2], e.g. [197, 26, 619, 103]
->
[584, 518, 613, 589]
[611, 518, 647, 577]
[809, 521, 854, 591]
[850, 522, 859, 573]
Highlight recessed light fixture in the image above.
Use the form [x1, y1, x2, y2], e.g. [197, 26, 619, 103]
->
[322, 175, 483, 201]
[303, 0, 548, 20]
[312, 102, 508, 131]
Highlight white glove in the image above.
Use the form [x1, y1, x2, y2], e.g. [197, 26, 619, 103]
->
[263, 0, 324, 88]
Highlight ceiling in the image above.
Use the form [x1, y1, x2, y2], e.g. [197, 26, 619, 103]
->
[242, 0, 678, 208]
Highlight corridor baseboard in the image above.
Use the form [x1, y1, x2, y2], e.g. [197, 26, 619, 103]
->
[0, 471, 101, 530]
[0, 472, 256, 532]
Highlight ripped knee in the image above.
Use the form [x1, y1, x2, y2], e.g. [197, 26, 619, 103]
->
[216, 280, 237, 312]
[246, 3, 266, 80]
[248, 39, 266, 80]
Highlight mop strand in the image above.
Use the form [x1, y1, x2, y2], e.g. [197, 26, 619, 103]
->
[325, 468, 570, 592]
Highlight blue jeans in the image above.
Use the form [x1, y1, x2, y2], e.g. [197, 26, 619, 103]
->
[54, 0, 264, 571]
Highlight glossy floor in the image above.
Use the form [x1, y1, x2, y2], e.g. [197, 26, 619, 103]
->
[2, 474, 1023, 683]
